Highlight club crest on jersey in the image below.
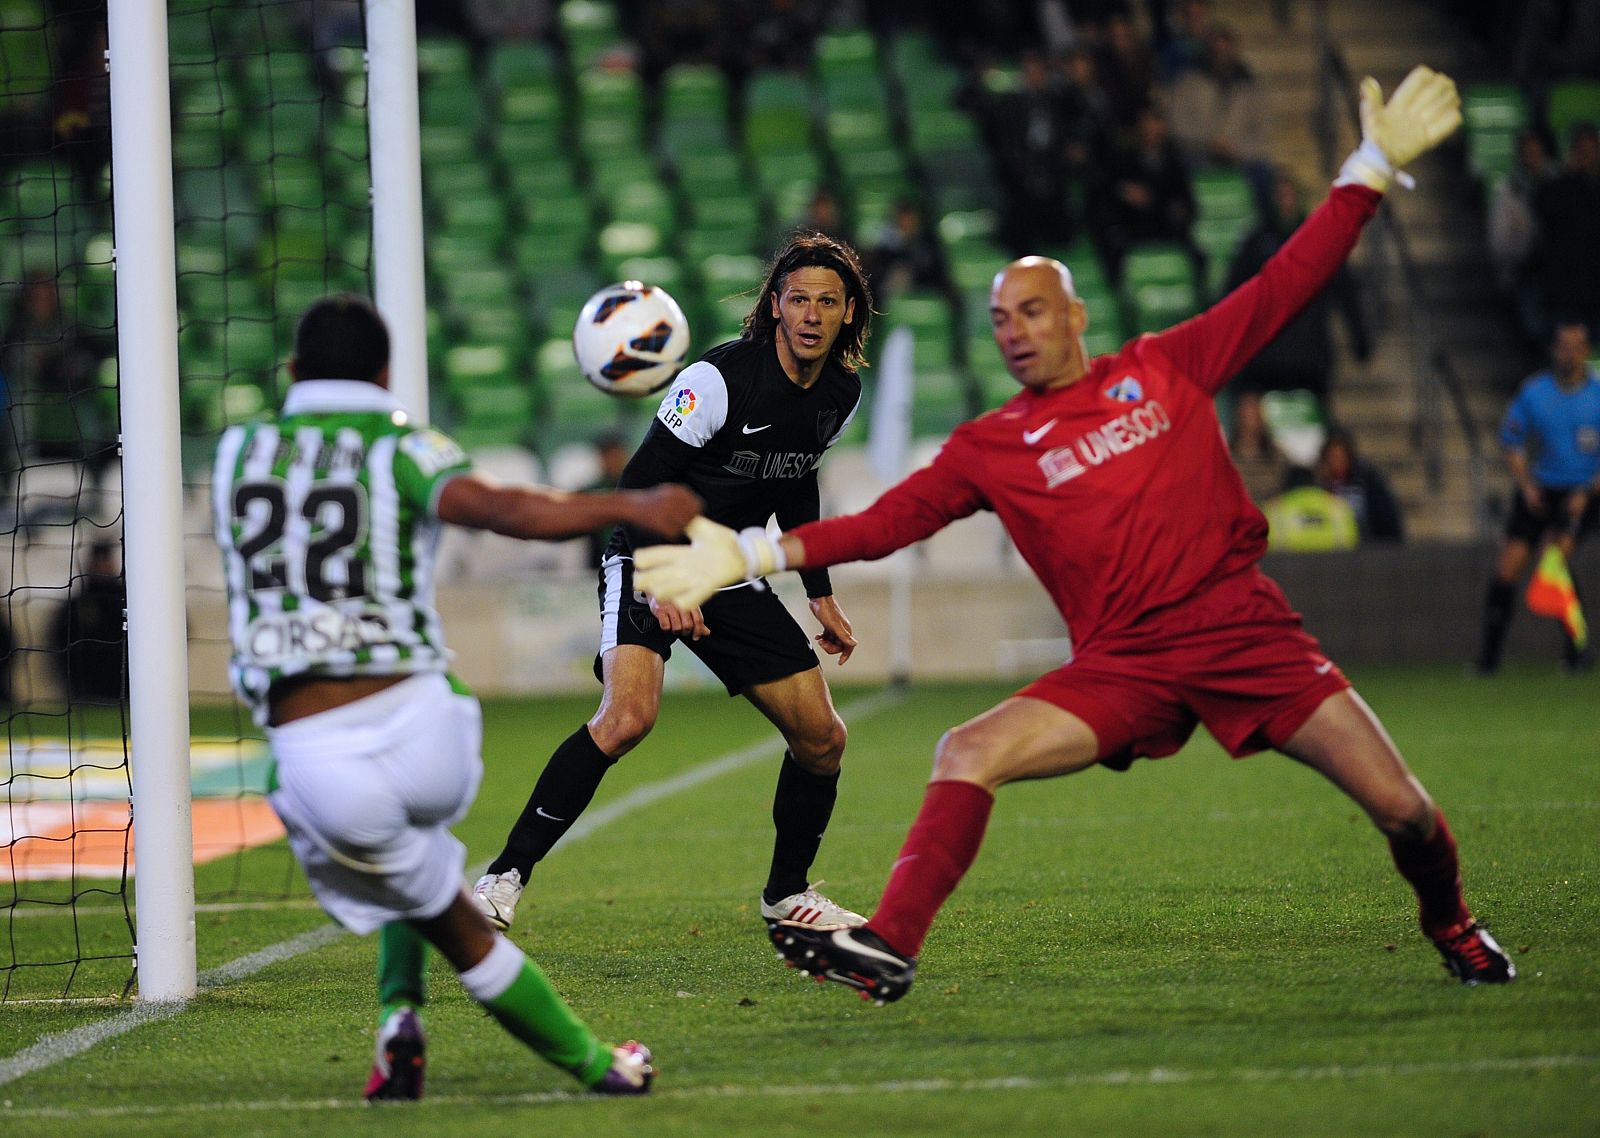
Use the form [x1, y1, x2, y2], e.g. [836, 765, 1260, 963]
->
[816, 409, 839, 444]
[672, 388, 698, 417]
[1104, 376, 1144, 403]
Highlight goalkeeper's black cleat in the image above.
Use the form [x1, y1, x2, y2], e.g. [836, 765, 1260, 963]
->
[768, 920, 916, 1005]
[1432, 921, 1515, 985]
[364, 1007, 426, 1101]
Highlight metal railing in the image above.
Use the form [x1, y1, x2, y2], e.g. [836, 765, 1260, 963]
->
[1312, 9, 1489, 539]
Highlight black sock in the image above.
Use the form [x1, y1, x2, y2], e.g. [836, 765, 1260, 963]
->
[1475, 579, 1516, 669]
[486, 725, 616, 880]
[764, 751, 839, 905]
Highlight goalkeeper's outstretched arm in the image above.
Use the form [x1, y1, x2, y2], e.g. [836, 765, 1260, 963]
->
[633, 518, 804, 611]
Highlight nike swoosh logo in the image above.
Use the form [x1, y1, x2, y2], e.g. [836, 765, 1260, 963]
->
[1022, 419, 1058, 445]
[741, 423, 772, 435]
[534, 807, 567, 821]
[891, 855, 920, 873]
[1314, 661, 1334, 675]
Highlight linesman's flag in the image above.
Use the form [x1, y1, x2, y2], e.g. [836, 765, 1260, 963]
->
[1525, 545, 1588, 651]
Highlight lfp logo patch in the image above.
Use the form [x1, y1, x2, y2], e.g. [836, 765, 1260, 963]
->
[672, 388, 698, 417]
[1104, 376, 1143, 403]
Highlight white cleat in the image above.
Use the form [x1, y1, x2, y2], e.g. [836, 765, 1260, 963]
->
[472, 869, 524, 930]
[759, 882, 865, 929]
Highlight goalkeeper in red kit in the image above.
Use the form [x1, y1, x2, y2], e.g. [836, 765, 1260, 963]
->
[633, 66, 1515, 1002]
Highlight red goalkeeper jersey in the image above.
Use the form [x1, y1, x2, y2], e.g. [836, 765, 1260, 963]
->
[793, 184, 1382, 652]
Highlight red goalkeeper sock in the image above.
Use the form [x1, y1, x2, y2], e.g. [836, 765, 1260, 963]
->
[868, 779, 994, 958]
[1387, 807, 1472, 938]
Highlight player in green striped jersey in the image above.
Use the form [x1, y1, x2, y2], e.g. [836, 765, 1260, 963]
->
[213, 295, 699, 1099]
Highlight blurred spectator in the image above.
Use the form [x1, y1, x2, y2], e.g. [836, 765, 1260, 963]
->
[1228, 390, 1293, 503]
[0, 274, 114, 469]
[1487, 127, 1561, 346]
[631, 0, 728, 81]
[1092, 8, 1158, 131]
[48, 541, 125, 703]
[1165, 21, 1272, 205]
[1059, 45, 1115, 173]
[1513, 0, 1600, 117]
[1531, 123, 1600, 339]
[864, 197, 946, 300]
[53, 18, 111, 201]
[987, 49, 1079, 249]
[585, 430, 634, 568]
[1284, 426, 1405, 544]
[1155, 0, 1213, 82]
[1093, 103, 1198, 278]
[1224, 172, 1370, 416]
[796, 188, 848, 243]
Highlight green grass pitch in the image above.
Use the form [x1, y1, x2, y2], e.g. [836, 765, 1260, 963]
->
[2, 666, 1596, 1136]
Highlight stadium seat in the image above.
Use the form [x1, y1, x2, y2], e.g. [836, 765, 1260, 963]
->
[1548, 79, 1600, 148]
[744, 71, 819, 159]
[560, 0, 625, 72]
[1461, 83, 1529, 181]
[1120, 244, 1200, 333]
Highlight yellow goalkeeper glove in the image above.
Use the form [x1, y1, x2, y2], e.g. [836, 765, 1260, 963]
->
[1336, 65, 1462, 192]
[633, 517, 786, 610]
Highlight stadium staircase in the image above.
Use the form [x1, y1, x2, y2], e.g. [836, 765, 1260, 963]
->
[1225, 0, 1523, 542]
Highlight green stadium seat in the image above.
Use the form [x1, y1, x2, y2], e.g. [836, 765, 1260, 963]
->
[1120, 243, 1199, 334]
[881, 292, 955, 371]
[887, 31, 963, 107]
[614, 256, 685, 292]
[662, 64, 730, 120]
[1548, 79, 1600, 148]
[744, 72, 818, 158]
[1461, 83, 1529, 181]
[421, 75, 485, 131]
[488, 41, 560, 94]
[415, 37, 472, 81]
[675, 150, 747, 197]
[560, 0, 625, 73]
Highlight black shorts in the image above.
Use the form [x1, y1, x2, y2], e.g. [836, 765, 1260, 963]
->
[595, 556, 818, 696]
[1505, 485, 1599, 545]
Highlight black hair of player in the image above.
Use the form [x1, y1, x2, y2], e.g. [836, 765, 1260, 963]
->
[742, 231, 874, 373]
[293, 294, 390, 383]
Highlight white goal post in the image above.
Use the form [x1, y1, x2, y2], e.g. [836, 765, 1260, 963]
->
[107, 0, 428, 1002]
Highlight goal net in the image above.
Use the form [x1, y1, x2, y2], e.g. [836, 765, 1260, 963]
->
[0, 0, 371, 1002]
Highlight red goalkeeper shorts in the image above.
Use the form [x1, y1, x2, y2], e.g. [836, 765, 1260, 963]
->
[1017, 567, 1350, 769]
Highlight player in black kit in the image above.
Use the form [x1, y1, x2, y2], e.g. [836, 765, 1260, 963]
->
[475, 233, 875, 934]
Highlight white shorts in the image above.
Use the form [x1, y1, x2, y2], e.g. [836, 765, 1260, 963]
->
[265, 672, 483, 935]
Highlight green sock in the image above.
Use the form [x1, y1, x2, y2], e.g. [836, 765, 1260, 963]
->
[482, 959, 612, 1086]
[377, 922, 429, 1023]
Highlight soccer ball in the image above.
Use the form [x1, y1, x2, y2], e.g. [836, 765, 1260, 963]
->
[573, 281, 691, 398]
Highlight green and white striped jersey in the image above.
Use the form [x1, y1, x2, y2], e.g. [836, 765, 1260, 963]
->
[212, 379, 472, 723]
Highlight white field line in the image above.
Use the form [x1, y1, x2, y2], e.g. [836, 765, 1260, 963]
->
[0, 690, 904, 1088]
[2, 1053, 1594, 1119]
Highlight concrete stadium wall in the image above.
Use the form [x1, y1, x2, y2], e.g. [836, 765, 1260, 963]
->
[178, 540, 1600, 702]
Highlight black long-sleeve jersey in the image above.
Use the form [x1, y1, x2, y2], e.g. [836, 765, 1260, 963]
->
[606, 337, 862, 598]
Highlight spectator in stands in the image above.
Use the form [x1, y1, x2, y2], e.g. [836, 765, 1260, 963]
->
[1091, 7, 1158, 131]
[1474, 317, 1600, 674]
[0, 274, 113, 469]
[1487, 127, 1561, 347]
[864, 197, 946, 301]
[48, 541, 124, 703]
[1228, 389, 1293, 504]
[987, 49, 1078, 250]
[585, 429, 633, 569]
[1155, 0, 1213, 82]
[1166, 21, 1272, 206]
[1284, 426, 1405, 544]
[53, 18, 111, 201]
[1093, 103, 1198, 279]
[1224, 172, 1370, 420]
[1513, 0, 1600, 119]
[1532, 122, 1600, 339]
[1059, 45, 1115, 174]
[795, 188, 848, 244]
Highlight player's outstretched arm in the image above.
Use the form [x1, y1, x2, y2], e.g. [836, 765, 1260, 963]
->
[634, 517, 804, 610]
[437, 473, 702, 543]
[1336, 65, 1462, 192]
